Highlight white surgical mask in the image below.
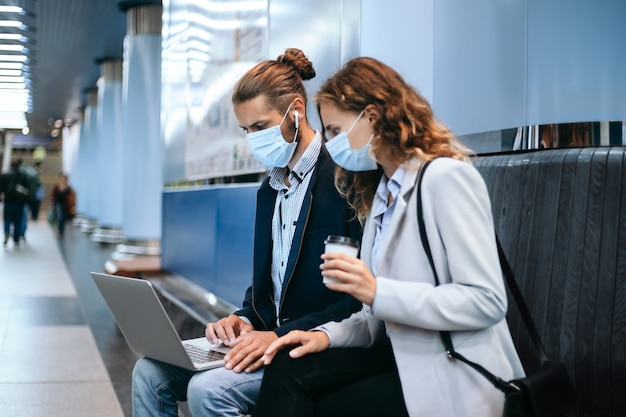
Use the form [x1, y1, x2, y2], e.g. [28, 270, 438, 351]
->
[246, 103, 297, 168]
[325, 110, 378, 171]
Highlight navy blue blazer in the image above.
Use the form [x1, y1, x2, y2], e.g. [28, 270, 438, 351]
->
[234, 147, 362, 337]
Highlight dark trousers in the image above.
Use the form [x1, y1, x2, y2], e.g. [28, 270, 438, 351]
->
[54, 203, 67, 235]
[3, 201, 24, 242]
[30, 199, 41, 220]
[253, 341, 409, 417]
[20, 205, 28, 237]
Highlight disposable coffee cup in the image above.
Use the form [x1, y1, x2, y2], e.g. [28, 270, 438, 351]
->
[323, 235, 360, 284]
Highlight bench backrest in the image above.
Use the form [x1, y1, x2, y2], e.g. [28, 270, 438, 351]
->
[161, 184, 257, 307]
[473, 147, 626, 416]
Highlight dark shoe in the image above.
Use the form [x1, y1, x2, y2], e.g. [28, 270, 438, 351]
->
[3, 235, 8, 246]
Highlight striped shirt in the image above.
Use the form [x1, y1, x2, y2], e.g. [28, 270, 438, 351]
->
[370, 167, 406, 275]
[268, 132, 322, 324]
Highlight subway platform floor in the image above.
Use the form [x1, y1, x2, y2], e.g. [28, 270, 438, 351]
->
[0, 210, 137, 417]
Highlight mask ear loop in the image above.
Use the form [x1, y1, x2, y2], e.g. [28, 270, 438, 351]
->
[279, 102, 293, 125]
[346, 109, 367, 135]
[342, 109, 368, 150]
[278, 102, 299, 143]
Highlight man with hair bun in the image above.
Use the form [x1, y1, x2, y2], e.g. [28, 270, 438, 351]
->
[132, 48, 362, 417]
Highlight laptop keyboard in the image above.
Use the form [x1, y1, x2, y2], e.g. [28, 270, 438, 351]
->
[184, 344, 227, 364]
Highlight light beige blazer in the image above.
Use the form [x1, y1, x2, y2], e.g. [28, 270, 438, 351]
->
[322, 157, 525, 417]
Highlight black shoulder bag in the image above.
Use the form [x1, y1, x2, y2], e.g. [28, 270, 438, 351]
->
[415, 160, 576, 417]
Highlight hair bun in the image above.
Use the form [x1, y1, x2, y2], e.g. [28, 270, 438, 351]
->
[277, 48, 316, 81]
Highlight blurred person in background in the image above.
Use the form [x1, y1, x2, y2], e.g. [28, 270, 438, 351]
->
[18, 160, 43, 242]
[0, 158, 31, 247]
[50, 172, 76, 237]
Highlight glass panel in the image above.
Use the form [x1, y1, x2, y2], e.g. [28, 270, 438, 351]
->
[458, 121, 625, 155]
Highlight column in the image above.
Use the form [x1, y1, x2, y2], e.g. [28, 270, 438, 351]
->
[119, 2, 162, 252]
[92, 58, 125, 243]
[78, 88, 100, 231]
[73, 109, 87, 216]
[62, 120, 80, 178]
[1, 131, 11, 171]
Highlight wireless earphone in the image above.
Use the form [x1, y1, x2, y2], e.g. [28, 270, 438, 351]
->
[294, 110, 299, 129]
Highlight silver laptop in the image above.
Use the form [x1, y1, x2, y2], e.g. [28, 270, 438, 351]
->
[91, 272, 230, 371]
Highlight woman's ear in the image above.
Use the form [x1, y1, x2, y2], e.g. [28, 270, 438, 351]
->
[364, 104, 379, 127]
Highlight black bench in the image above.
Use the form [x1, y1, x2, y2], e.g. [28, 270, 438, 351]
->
[473, 146, 626, 416]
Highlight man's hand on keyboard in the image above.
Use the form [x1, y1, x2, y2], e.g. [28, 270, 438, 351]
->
[205, 314, 254, 346]
[223, 330, 278, 374]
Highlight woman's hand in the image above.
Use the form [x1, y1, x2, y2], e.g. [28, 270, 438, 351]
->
[320, 252, 377, 306]
[262, 330, 330, 365]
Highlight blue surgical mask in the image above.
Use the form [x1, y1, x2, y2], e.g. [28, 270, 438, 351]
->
[246, 103, 297, 168]
[325, 110, 378, 171]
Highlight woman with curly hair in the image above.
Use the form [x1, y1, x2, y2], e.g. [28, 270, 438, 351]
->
[254, 57, 524, 417]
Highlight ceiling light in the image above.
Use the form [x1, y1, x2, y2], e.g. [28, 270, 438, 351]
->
[0, 44, 24, 51]
[0, 90, 30, 106]
[0, 82, 27, 89]
[0, 54, 27, 62]
[0, 33, 22, 40]
[0, 62, 23, 69]
[0, 112, 27, 129]
[0, 76, 24, 82]
[0, 103, 28, 111]
[0, 111, 27, 118]
[0, 3, 33, 130]
[0, 6, 23, 13]
[0, 69, 21, 76]
[0, 20, 23, 27]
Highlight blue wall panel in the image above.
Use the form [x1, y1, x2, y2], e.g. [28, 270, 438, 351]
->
[526, 0, 626, 125]
[361, 0, 626, 134]
[432, 0, 527, 135]
[162, 185, 258, 307]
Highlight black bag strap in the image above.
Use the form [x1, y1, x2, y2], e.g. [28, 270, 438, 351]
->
[415, 159, 547, 394]
[495, 236, 548, 362]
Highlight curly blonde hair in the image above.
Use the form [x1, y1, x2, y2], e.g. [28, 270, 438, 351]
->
[316, 57, 471, 223]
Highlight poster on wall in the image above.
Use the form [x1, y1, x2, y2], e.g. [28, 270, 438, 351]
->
[162, 0, 269, 183]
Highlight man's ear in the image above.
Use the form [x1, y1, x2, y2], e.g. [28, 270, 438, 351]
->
[291, 97, 306, 128]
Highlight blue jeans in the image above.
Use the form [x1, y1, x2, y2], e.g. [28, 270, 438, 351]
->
[3, 201, 24, 243]
[20, 205, 28, 237]
[55, 203, 66, 235]
[132, 357, 263, 417]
